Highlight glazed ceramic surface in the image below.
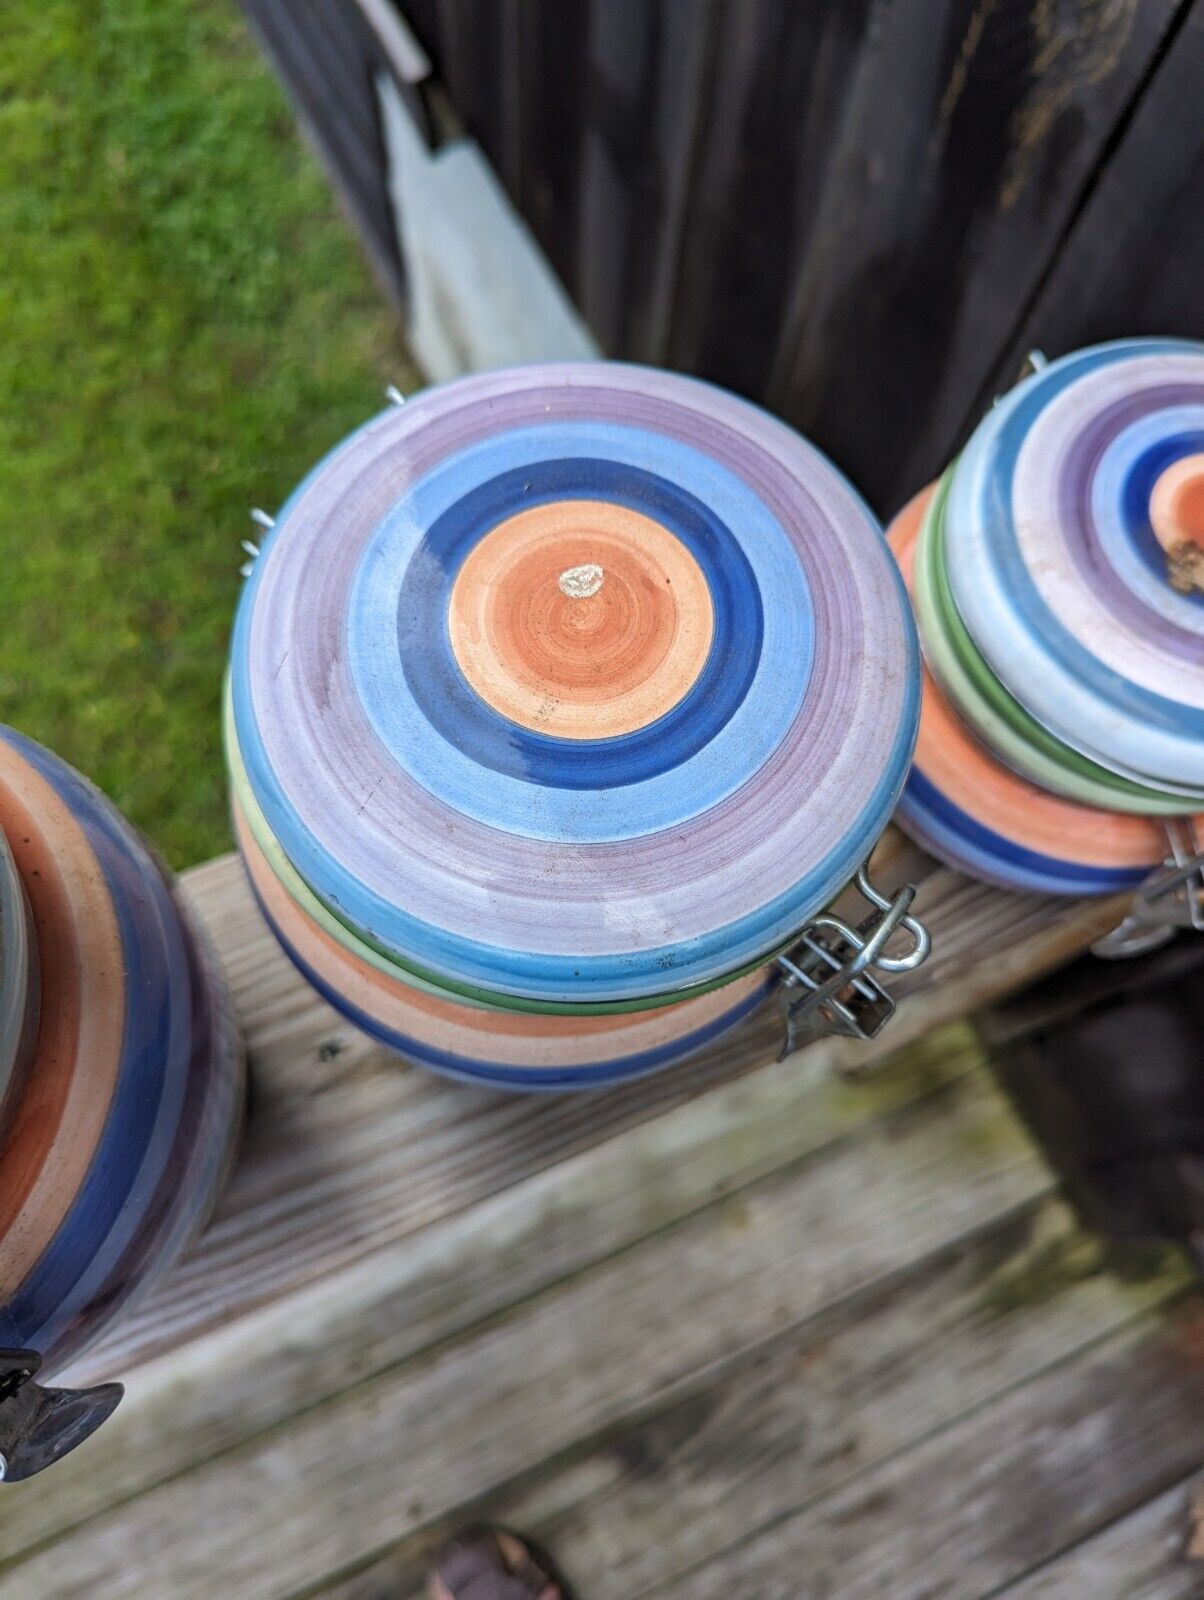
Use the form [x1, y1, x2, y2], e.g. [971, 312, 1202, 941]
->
[916, 469, 1199, 816]
[0, 728, 243, 1376]
[226, 688, 772, 1018]
[890, 490, 1192, 896]
[944, 338, 1204, 792]
[234, 796, 774, 1090]
[231, 363, 919, 1006]
[0, 832, 35, 1117]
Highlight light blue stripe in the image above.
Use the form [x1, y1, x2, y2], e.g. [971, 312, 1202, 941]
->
[1092, 407, 1204, 627]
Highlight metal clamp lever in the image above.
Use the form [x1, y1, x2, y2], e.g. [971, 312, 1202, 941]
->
[1092, 818, 1204, 960]
[775, 866, 931, 1057]
[0, 1350, 123, 1483]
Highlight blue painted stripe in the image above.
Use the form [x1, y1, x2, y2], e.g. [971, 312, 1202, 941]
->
[343, 422, 813, 839]
[395, 457, 763, 788]
[0, 732, 190, 1352]
[1120, 428, 1204, 598]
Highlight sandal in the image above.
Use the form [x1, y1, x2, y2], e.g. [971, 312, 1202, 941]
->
[428, 1524, 576, 1600]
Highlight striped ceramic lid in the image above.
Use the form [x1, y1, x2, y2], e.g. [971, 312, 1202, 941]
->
[231, 364, 919, 1004]
[945, 338, 1204, 794]
[888, 488, 1194, 897]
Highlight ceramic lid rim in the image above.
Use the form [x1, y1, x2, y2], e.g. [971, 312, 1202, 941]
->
[237, 802, 775, 1090]
[226, 692, 785, 1017]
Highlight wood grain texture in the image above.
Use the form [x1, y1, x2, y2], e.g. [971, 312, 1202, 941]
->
[305, 1208, 1193, 1600]
[243, 0, 1202, 513]
[241, 0, 405, 309]
[660, 0, 879, 402]
[0, 952, 977, 1555]
[984, 2, 1204, 417]
[0, 1065, 1052, 1596]
[401, 0, 718, 362]
[574, 0, 720, 360]
[765, 0, 1183, 507]
[995, 1474, 1204, 1598]
[380, 0, 1191, 510]
[641, 1308, 1204, 1600]
[0, 1047, 1030, 1566]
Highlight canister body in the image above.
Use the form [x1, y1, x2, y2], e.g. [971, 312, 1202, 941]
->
[887, 339, 1204, 901]
[0, 728, 243, 1376]
[228, 363, 926, 1082]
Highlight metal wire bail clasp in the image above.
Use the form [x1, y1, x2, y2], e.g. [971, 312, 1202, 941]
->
[775, 865, 931, 1057]
[0, 1350, 123, 1482]
[1092, 818, 1204, 959]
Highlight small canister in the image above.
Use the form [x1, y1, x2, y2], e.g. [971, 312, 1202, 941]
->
[228, 363, 930, 1085]
[888, 338, 1204, 946]
[0, 729, 244, 1480]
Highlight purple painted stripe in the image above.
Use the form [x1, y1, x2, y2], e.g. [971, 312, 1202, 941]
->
[1058, 382, 1204, 660]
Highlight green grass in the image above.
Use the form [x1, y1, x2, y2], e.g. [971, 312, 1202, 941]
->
[0, 0, 418, 867]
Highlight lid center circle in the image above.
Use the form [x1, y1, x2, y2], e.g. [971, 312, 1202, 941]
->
[447, 499, 714, 739]
[1150, 451, 1204, 595]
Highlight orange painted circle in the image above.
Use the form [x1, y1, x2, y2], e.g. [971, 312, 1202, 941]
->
[447, 500, 714, 739]
[1150, 452, 1204, 552]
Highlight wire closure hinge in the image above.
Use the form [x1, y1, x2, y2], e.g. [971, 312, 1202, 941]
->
[1092, 819, 1204, 959]
[774, 866, 932, 1057]
[0, 1350, 123, 1483]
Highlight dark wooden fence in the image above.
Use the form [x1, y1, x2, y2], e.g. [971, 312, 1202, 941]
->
[240, 0, 405, 309]
[241, 0, 1204, 514]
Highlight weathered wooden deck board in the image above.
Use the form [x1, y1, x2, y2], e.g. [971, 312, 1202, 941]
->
[65, 836, 1124, 1386]
[1, 1064, 1046, 1575]
[1, 840, 1199, 1598]
[995, 1475, 1204, 1598]
[303, 1209, 1192, 1600]
[641, 1307, 1204, 1600]
[0, 1027, 984, 1557]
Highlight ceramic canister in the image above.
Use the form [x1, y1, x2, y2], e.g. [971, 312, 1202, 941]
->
[888, 488, 1201, 896]
[887, 338, 1204, 904]
[228, 363, 928, 1084]
[943, 338, 1204, 798]
[915, 468, 1198, 818]
[0, 727, 244, 1480]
